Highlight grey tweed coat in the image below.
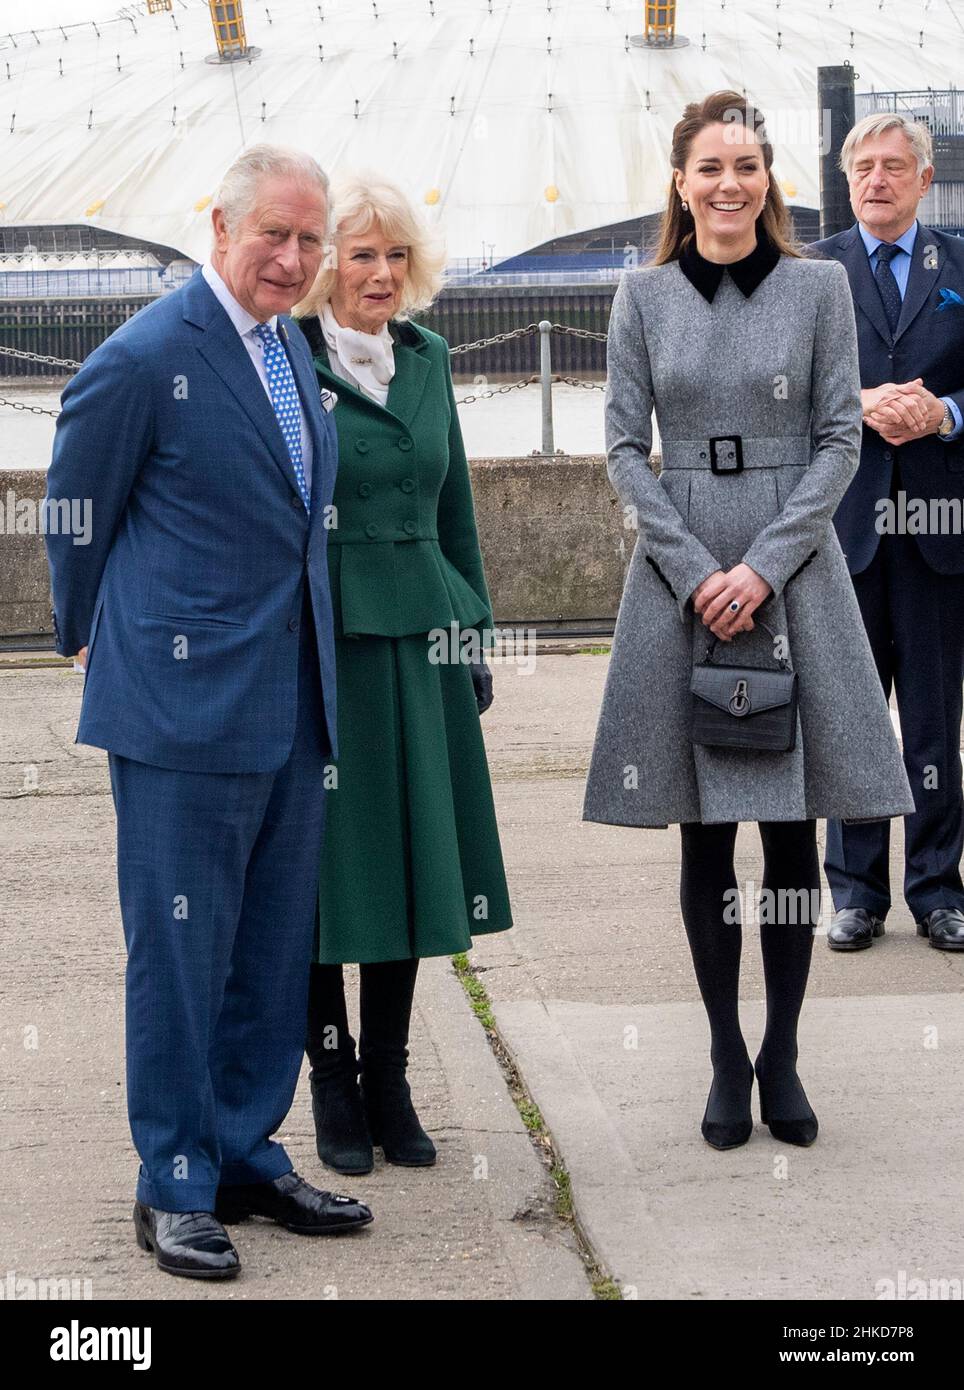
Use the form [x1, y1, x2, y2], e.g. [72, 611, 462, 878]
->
[582, 253, 915, 828]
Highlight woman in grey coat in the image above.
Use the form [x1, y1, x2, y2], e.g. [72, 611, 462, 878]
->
[583, 91, 914, 1150]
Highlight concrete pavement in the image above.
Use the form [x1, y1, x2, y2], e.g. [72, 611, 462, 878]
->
[0, 663, 589, 1300]
[474, 649, 964, 1300]
[3, 648, 963, 1301]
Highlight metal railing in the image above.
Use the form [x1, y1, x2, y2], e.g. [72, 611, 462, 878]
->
[856, 89, 964, 138]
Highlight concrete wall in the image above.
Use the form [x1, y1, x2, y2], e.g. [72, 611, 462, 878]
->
[471, 455, 637, 625]
[0, 471, 54, 637]
[0, 457, 646, 640]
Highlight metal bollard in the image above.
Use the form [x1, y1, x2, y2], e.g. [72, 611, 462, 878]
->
[538, 320, 554, 455]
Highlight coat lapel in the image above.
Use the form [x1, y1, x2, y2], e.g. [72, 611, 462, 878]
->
[895, 224, 947, 342]
[384, 324, 433, 428]
[837, 224, 893, 348]
[183, 272, 301, 498]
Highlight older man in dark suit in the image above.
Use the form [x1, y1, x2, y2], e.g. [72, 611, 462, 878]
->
[45, 145, 373, 1279]
[811, 113, 964, 952]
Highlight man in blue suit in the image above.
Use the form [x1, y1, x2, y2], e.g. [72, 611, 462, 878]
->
[44, 146, 372, 1279]
[811, 113, 964, 953]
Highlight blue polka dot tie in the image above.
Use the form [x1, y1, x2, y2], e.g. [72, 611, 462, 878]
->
[253, 322, 310, 512]
[874, 243, 903, 338]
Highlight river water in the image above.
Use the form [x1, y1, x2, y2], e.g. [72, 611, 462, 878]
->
[1, 379, 613, 471]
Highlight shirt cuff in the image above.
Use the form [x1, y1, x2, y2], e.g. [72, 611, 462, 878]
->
[939, 396, 963, 441]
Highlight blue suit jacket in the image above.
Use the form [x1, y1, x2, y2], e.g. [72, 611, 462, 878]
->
[809, 223, 964, 575]
[44, 269, 339, 772]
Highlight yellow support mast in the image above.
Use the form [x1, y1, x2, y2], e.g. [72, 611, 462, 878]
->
[208, 1, 249, 60]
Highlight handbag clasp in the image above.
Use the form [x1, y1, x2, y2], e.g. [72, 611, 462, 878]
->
[728, 678, 752, 716]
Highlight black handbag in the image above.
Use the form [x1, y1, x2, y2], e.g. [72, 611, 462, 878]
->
[690, 619, 798, 752]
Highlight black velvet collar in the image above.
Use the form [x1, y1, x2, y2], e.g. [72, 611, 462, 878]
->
[678, 225, 781, 303]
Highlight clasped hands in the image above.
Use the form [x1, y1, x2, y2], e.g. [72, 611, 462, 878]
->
[862, 379, 946, 446]
[691, 563, 772, 641]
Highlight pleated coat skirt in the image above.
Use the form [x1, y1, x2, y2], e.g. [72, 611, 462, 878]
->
[315, 631, 513, 962]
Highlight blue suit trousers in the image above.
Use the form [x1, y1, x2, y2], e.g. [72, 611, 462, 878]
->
[108, 586, 330, 1211]
[824, 466, 964, 920]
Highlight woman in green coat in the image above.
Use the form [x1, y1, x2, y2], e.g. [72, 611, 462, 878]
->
[295, 176, 513, 1176]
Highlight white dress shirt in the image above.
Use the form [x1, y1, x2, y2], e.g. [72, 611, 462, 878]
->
[201, 260, 313, 495]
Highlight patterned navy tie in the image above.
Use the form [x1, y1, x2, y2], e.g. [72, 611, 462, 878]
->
[874, 242, 902, 337]
[253, 322, 310, 512]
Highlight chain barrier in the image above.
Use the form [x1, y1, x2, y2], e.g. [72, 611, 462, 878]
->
[455, 376, 537, 406]
[0, 344, 77, 416]
[0, 395, 61, 417]
[559, 375, 606, 391]
[448, 323, 541, 356]
[0, 321, 606, 415]
[448, 321, 607, 355]
[449, 322, 606, 404]
[0, 344, 82, 370]
[455, 373, 604, 405]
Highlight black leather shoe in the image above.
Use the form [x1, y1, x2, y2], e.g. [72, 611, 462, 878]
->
[917, 907, 964, 951]
[310, 1068, 374, 1176]
[361, 1068, 437, 1167]
[827, 907, 885, 951]
[133, 1202, 240, 1279]
[214, 1170, 373, 1235]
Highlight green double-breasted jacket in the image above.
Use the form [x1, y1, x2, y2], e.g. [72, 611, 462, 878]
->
[297, 314, 493, 642]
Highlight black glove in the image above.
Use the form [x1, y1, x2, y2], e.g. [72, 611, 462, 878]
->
[469, 659, 494, 715]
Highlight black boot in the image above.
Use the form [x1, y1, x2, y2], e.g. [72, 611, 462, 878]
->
[306, 963, 374, 1176]
[359, 959, 437, 1167]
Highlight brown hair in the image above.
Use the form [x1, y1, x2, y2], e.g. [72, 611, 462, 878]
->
[652, 90, 801, 264]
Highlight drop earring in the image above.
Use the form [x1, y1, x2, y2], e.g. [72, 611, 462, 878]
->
[681, 199, 689, 211]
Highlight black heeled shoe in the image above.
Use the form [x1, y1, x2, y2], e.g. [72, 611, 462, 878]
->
[754, 1057, 819, 1147]
[700, 1059, 754, 1150]
[361, 1066, 437, 1167]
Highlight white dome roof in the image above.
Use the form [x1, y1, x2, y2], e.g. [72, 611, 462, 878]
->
[1, 0, 961, 264]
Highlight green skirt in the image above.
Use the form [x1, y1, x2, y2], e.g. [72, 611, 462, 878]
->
[314, 632, 513, 963]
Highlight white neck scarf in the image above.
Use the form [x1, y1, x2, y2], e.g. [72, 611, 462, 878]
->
[320, 300, 395, 404]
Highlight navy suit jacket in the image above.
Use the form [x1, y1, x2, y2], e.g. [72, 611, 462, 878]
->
[809, 223, 964, 575]
[44, 269, 339, 772]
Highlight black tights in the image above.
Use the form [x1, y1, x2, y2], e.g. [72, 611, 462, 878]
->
[679, 819, 819, 1124]
[306, 959, 420, 1074]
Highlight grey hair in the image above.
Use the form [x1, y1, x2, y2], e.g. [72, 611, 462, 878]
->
[839, 113, 933, 177]
[214, 144, 332, 235]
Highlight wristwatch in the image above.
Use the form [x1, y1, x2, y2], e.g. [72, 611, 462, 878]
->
[938, 403, 955, 437]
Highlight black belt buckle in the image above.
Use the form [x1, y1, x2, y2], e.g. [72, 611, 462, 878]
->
[709, 435, 743, 475]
